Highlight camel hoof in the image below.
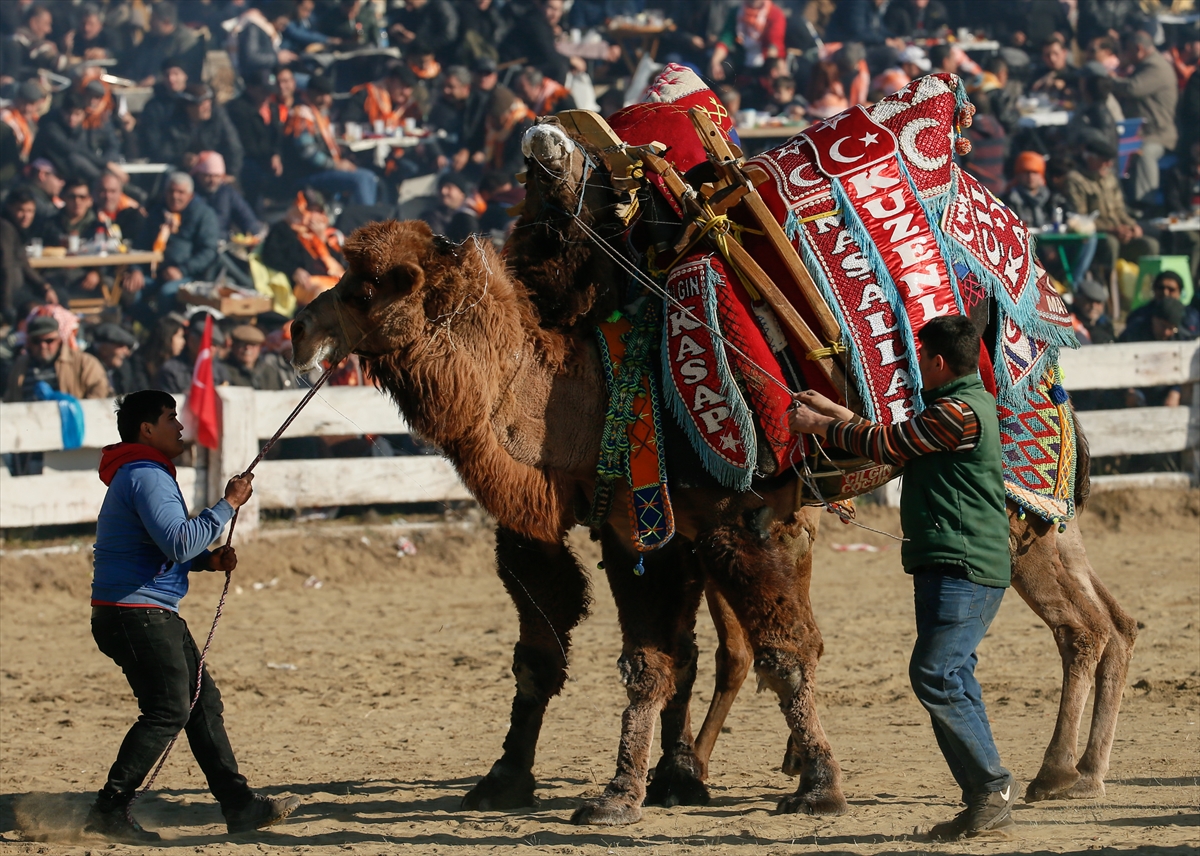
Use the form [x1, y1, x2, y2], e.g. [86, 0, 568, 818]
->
[645, 757, 710, 807]
[461, 767, 537, 811]
[776, 789, 849, 816]
[1065, 778, 1106, 799]
[1024, 769, 1081, 803]
[570, 797, 642, 826]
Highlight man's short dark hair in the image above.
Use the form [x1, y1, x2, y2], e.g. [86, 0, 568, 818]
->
[1122, 30, 1155, 52]
[984, 55, 1007, 76]
[917, 315, 980, 376]
[63, 175, 90, 194]
[1152, 270, 1184, 293]
[151, 0, 178, 24]
[116, 390, 176, 443]
[5, 187, 36, 210]
[24, 4, 50, 25]
[518, 65, 545, 88]
[928, 44, 952, 70]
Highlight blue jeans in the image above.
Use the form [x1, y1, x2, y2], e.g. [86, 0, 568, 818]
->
[909, 570, 1011, 801]
[305, 168, 381, 205]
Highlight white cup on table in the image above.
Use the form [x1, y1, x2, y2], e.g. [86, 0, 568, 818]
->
[28, 238, 42, 258]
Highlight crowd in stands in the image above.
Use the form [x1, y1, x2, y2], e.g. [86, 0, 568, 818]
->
[1, 0, 1198, 477]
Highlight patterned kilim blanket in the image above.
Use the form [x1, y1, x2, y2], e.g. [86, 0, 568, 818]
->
[607, 67, 1081, 523]
[592, 307, 676, 562]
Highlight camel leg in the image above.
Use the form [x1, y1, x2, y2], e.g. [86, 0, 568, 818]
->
[698, 511, 847, 816]
[462, 527, 591, 811]
[646, 536, 709, 807]
[1009, 513, 1136, 803]
[572, 526, 705, 826]
[691, 581, 753, 779]
[1055, 524, 1137, 798]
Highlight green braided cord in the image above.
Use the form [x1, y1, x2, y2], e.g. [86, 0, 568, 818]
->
[593, 302, 663, 486]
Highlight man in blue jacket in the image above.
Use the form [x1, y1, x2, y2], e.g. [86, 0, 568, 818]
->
[85, 389, 300, 841]
[121, 172, 220, 319]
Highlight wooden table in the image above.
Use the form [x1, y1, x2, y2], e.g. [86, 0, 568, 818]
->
[28, 251, 161, 270]
[1033, 232, 1106, 287]
[1018, 110, 1071, 128]
[29, 250, 162, 306]
[1150, 217, 1200, 233]
[605, 22, 669, 73]
[121, 162, 171, 175]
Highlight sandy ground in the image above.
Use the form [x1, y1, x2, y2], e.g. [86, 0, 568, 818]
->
[1, 489, 1197, 855]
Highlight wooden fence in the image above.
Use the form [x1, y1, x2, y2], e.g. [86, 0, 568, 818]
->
[1, 341, 1196, 531]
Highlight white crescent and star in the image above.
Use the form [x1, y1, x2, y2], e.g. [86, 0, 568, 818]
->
[828, 136, 864, 164]
[826, 130, 882, 164]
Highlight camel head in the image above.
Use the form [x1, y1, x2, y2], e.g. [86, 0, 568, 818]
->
[507, 118, 629, 329]
[291, 219, 501, 373]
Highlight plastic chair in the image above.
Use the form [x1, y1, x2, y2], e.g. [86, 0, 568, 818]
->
[1130, 255, 1195, 309]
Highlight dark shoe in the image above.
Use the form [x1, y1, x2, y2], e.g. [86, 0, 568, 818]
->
[224, 793, 301, 834]
[928, 778, 1018, 841]
[83, 801, 161, 843]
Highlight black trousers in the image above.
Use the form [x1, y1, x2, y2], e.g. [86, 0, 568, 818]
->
[91, 606, 252, 809]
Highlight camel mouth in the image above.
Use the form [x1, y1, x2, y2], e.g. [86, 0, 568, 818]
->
[290, 338, 338, 374]
[290, 311, 345, 374]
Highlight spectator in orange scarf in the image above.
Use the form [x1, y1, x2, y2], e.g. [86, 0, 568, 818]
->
[260, 190, 346, 306]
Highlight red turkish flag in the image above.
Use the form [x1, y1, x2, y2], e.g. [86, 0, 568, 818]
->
[187, 314, 219, 449]
[800, 105, 898, 179]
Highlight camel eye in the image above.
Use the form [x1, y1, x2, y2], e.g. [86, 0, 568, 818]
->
[354, 281, 376, 310]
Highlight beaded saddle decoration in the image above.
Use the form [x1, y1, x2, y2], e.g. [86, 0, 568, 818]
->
[587, 304, 676, 571]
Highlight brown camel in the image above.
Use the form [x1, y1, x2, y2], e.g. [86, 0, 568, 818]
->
[508, 119, 1138, 808]
[293, 220, 844, 823]
[289, 118, 1136, 826]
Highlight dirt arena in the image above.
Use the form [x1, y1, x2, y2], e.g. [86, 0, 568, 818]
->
[1, 489, 1196, 855]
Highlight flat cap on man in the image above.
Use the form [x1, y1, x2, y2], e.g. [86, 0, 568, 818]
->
[17, 79, 47, 102]
[92, 323, 138, 347]
[1074, 274, 1108, 303]
[26, 315, 60, 338]
[1151, 297, 1186, 327]
[231, 324, 265, 345]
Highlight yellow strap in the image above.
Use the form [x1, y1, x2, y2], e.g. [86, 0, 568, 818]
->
[795, 208, 842, 225]
[807, 341, 845, 361]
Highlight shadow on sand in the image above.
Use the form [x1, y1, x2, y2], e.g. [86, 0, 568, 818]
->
[2, 780, 1197, 853]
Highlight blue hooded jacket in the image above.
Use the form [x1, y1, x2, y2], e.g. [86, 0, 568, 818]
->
[92, 454, 234, 611]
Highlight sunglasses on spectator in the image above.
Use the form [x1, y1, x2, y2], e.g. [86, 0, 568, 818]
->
[29, 335, 58, 346]
[66, 193, 91, 200]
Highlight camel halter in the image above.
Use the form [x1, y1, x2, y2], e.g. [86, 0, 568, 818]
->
[126, 367, 335, 819]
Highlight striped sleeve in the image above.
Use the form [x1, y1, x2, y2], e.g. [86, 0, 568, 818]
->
[825, 397, 981, 467]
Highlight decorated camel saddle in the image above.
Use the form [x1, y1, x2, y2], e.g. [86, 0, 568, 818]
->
[554, 66, 1080, 554]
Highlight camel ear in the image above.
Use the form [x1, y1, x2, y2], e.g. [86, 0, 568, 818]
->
[386, 260, 425, 297]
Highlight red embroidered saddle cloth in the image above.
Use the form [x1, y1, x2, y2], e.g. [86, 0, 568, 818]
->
[607, 69, 1079, 517]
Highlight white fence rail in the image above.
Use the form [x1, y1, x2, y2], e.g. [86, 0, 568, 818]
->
[0, 386, 470, 532]
[1, 342, 1196, 530]
[1058, 340, 1200, 490]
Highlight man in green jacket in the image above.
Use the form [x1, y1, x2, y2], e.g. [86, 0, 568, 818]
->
[789, 315, 1016, 840]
